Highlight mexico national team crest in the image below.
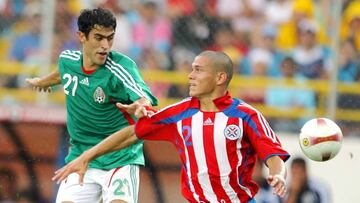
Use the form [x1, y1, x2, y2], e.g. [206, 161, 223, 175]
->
[224, 124, 242, 140]
[93, 87, 106, 103]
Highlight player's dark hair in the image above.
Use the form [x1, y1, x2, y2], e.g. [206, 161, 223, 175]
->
[199, 51, 233, 86]
[291, 157, 307, 170]
[77, 8, 116, 38]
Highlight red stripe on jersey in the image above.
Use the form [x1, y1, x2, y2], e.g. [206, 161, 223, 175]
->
[117, 107, 135, 125]
[108, 167, 122, 187]
[203, 112, 231, 202]
[81, 66, 97, 75]
[181, 117, 208, 202]
[226, 117, 246, 201]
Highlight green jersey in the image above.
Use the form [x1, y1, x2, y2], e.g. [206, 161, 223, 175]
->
[58, 50, 157, 170]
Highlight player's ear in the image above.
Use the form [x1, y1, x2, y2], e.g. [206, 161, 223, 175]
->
[216, 72, 227, 86]
[77, 31, 86, 43]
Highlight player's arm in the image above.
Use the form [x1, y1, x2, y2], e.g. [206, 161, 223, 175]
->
[265, 156, 287, 197]
[26, 69, 61, 92]
[52, 125, 138, 185]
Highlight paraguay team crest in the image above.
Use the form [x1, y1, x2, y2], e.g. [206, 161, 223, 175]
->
[93, 87, 106, 103]
[224, 124, 242, 140]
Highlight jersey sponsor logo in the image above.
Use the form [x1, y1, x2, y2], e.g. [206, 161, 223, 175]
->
[203, 117, 213, 125]
[93, 87, 106, 103]
[79, 77, 89, 86]
[224, 124, 242, 140]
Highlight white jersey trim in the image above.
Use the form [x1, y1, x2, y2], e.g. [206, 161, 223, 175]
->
[106, 58, 148, 99]
[105, 64, 144, 98]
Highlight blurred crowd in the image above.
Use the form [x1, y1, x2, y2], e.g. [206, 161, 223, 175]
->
[0, 0, 360, 134]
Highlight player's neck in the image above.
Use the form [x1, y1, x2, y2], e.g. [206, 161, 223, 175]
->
[82, 58, 100, 71]
[199, 96, 219, 112]
[199, 89, 227, 112]
[199, 99, 218, 112]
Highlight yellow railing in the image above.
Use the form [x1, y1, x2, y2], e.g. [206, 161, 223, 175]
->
[1, 63, 360, 121]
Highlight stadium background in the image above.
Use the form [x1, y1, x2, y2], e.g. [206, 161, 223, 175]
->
[0, 0, 360, 202]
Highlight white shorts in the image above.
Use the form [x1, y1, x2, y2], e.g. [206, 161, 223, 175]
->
[55, 165, 139, 203]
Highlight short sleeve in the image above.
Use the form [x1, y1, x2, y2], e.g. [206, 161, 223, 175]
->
[244, 110, 290, 162]
[135, 115, 176, 142]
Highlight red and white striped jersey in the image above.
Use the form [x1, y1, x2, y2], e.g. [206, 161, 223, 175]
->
[135, 92, 290, 203]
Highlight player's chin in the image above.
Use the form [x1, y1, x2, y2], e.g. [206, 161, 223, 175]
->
[189, 90, 197, 97]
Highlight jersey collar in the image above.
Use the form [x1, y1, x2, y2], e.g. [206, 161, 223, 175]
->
[189, 91, 234, 111]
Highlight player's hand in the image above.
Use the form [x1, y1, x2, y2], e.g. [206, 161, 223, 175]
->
[25, 77, 52, 93]
[267, 174, 286, 197]
[52, 154, 89, 186]
[116, 102, 153, 118]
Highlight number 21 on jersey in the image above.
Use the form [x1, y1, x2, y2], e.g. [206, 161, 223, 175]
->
[63, 73, 78, 96]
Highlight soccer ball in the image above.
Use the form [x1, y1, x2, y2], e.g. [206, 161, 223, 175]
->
[299, 118, 343, 162]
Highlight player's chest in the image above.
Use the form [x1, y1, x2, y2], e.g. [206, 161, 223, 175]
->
[60, 71, 112, 104]
[177, 112, 244, 145]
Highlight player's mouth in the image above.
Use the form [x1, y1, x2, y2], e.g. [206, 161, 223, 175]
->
[97, 52, 108, 59]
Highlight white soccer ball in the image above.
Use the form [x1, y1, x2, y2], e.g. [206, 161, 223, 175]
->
[299, 118, 343, 162]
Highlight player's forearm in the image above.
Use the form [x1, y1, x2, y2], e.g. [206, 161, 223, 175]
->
[83, 125, 138, 161]
[38, 69, 61, 87]
[266, 156, 287, 179]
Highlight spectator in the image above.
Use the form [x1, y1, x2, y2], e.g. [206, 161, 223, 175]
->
[172, 1, 221, 54]
[131, 0, 172, 70]
[238, 48, 272, 104]
[338, 39, 360, 83]
[284, 157, 332, 203]
[8, 12, 41, 63]
[241, 24, 284, 77]
[265, 57, 316, 132]
[341, 0, 360, 52]
[206, 22, 246, 67]
[264, 0, 293, 26]
[292, 19, 331, 79]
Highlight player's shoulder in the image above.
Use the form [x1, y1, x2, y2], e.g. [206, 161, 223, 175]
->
[107, 51, 137, 68]
[152, 97, 193, 120]
[231, 98, 260, 116]
[59, 50, 82, 62]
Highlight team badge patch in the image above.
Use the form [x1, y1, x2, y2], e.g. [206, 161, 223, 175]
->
[93, 87, 105, 103]
[224, 124, 242, 140]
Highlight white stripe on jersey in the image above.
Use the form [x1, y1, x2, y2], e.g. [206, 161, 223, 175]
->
[59, 54, 80, 61]
[106, 59, 148, 98]
[191, 112, 218, 201]
[105, 64, 144, 98]
[240, 103, 277, 143]
[177, 121, 200, 202]
[257, 112, 277, 143]
[214, 113, 241, 202]
[63, 50, 81, 56]
[60, 50, 81, 60]
[235, 119, 253, 197]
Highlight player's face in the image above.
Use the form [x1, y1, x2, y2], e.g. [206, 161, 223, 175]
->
[80, 25, 115, 66]
[188, 56, 218, 98]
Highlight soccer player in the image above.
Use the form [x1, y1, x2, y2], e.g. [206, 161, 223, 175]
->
[26, 8, 157, 203]
[52, 51, 289, 203]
